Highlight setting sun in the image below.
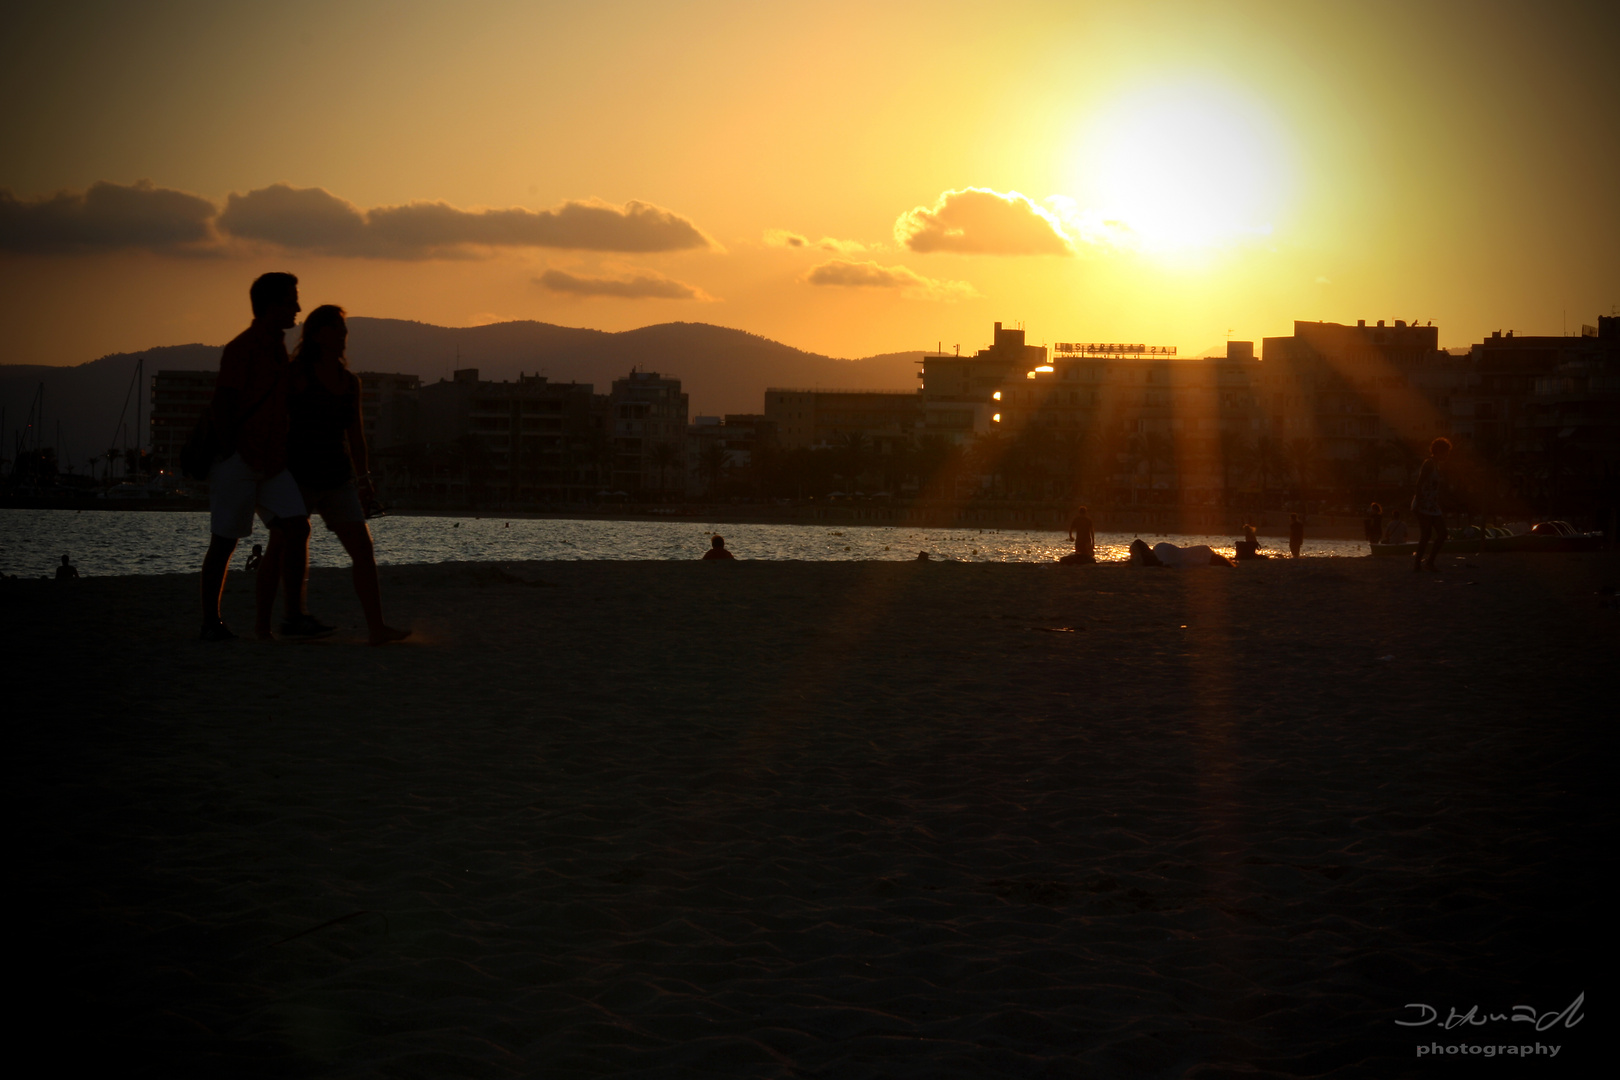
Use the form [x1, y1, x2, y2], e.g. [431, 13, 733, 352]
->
[1072, 80, 1293, 253]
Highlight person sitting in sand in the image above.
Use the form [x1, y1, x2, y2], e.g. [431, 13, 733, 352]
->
[1289, 513, 1305, 558]
[257, 305, 409, 645]
[1382, 510, 1408, 545]
[702, 535, 735, 560]
[1131, 538, 1233, 568]
[1411, 437, 1451, 572]
[1363, 503, 1383, 546]
[55, 553, 79, 581]
[243, 543, 263, 571]
[1235, 524, 1268, 560]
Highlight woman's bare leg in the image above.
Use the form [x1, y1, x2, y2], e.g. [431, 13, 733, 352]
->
[333, 521, 409, 644]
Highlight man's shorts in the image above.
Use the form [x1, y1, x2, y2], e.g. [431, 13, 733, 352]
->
[208, 453, 306, 539]
[300, 479, 366, 532]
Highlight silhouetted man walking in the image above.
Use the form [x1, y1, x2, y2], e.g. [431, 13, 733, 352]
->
[198, 273, 325, 641]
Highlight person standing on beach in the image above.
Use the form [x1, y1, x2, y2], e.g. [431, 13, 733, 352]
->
[1289, 513, 1305, 558]
[55, 554, 79, 581]
[256, 305, 408, 645]
[702, 535, 735, 560]
[198, 273, 323, 642]
[1067, 505, 1096, 562]
[1411, 437, 1451, 572]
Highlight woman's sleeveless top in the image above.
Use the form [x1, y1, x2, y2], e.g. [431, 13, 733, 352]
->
[287, 365, 355, 491]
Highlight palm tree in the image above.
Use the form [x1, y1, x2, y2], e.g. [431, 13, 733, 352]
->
[837, 432, 871, 491]
[1255, 435, 1286, 502]
[1287, 437, 1319, 502]
[967, 431, 1011, 497]
[1219, 431, 1256, 504]
[648, 441, 680, 499]
[698, 442, 730, 496]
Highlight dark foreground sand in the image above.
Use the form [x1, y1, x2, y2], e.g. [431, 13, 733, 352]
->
[9, 552, 1614, 1078]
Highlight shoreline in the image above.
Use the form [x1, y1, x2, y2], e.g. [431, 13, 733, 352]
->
[2, 499, 1541, 541]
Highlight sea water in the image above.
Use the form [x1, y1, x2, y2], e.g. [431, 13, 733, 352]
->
[0, 508, 1368, 579]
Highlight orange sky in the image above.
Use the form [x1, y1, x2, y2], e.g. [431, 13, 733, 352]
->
[3, 0, 1616, 367]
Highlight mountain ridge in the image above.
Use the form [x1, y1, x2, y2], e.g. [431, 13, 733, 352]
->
[1, 319, 926, 465]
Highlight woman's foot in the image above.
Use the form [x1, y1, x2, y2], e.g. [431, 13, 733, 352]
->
[368, 625, 411, 646]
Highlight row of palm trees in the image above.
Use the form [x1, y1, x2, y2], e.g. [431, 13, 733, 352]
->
[379, 424, 1609, 518]
[724, 429, 1427, 509]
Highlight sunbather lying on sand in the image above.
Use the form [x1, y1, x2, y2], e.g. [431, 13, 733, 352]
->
[1129, 538, 1235, 568]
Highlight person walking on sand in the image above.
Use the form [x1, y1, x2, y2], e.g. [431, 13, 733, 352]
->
[1411, 437, 1451, 572]
[702, 534, 735, 560]
[256, 305, 409, 645]
[198, 273, 326, 642]
[1289, 513, 1305, 558]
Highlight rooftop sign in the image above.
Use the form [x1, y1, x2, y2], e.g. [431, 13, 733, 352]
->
[1053, 343, 1177, 357]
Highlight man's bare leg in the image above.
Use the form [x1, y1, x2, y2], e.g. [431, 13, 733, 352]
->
[333, 520, 409, 644]
[200, 533, 238, 638]
[255, 528, 284, 639]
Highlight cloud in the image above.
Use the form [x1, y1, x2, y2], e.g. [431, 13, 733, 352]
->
[536, 268, 710, 300]
[764, 228, 868, 254]
[0, 181, 718, 260]
[895, 187, 1072, 255]
[0, 180, 216, 254]
[803, 259, 977, 302]
[217, 184, 715, 258]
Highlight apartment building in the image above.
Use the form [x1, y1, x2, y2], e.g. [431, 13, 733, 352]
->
[1258, 319, 1457, 466]
[918, 322, 1047, 440]
[986, 340, 1262, 502]
[763, 388, 920, 452]
[418, 368, 602, 502]
[609, 370, 689, 495]
[685, 413, 776, 496]
[355, 371, 421, 453]
[148, 369, 217, 475]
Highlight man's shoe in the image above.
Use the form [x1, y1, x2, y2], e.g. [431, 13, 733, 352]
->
[200, 621, 238, 642]
[279, 613, 336, 640]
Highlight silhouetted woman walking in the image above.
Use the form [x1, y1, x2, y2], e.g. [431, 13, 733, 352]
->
[259, 305, 408, 643]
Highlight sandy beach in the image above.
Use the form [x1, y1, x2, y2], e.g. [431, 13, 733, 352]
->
[10, 552, 1612, 1077]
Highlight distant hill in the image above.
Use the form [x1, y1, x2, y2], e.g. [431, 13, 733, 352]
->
[0, 319, 924, 466]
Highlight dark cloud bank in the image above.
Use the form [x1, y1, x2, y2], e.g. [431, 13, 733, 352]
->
[0, 180, 712, 258]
